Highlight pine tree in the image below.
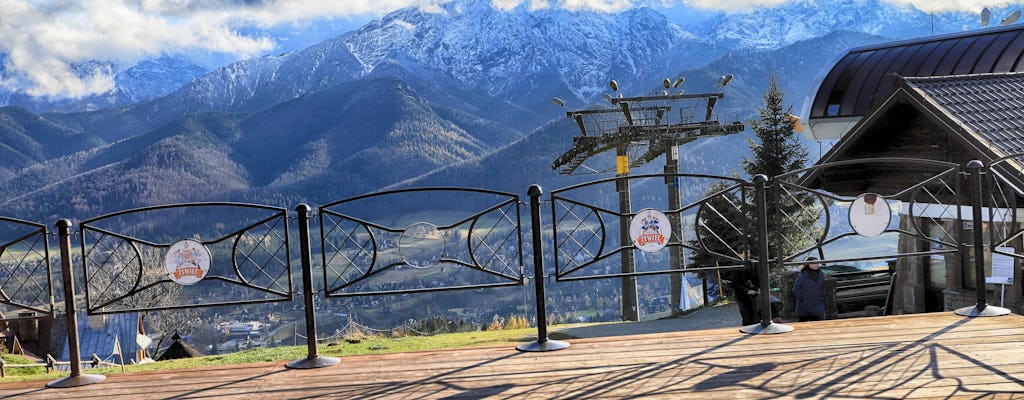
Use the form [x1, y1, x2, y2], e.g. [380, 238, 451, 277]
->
[742, 71, 808, 180]
[689, 181, 748, 269]
[742, 70, 819, 275]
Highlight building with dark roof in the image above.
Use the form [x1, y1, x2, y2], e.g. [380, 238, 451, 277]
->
[805, 71, 1024, 313]
[802, 25, 1024, 315]
[816, 72, 1024, 171]
[803, 23, 1024, 140]
[156, 332, 202, 361]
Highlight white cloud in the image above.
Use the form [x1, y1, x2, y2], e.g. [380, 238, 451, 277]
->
[561, 0, 635, 12]
[0, 0, 438, 98]
[682, 0, 787, 12]
[883, 0, 1017, 13]
[530, 0, 554, 10]
[492, 0, 523, 9]
[680, 0, 1021, 13]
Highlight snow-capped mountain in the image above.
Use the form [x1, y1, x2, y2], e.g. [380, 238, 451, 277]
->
[34, 0, 722, 142]
[153, 0, 718, 118]
[114, 57, 209, 103]
[694, 0, 986, 50]
[167, 37, 364, 113]
[344, 0, 719, 103]
[0, 56, 207, 112]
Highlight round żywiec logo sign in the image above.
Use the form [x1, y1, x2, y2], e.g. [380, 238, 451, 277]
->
[629, 209, 672, 253]
[165, 239, 211, 285]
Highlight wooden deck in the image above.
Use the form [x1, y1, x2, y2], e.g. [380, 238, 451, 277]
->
[4, 312, 1024, 399]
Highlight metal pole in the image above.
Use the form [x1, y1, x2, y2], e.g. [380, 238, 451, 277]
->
[617, 147, 639, 321]
[286, 204, 340, 369]
[741, 175, 793, 334]
[517, 185, 569, 352]
[47, 219, 105, 388]
[973, 162, 988, 310]
[665, 144, 684, 314]
[956, 160, 1010, 317]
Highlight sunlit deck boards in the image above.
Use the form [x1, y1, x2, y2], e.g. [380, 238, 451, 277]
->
[5, 312, 1024, 399]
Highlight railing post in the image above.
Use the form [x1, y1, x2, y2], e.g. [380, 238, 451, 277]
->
[47, 219, 105, 388]
[741, 175, 793, 334]
[286, 204, 341, 369]
[955, 160, 1010, 317]
[665, 145, 685, 314]
[517, 185, 569, 352]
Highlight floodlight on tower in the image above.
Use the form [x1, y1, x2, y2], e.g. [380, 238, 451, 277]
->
[1001, 9, 1021, 26]
[716, 74, 734, 88]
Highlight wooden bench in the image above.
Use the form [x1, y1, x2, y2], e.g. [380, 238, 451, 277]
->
[833, 269, 896, 313]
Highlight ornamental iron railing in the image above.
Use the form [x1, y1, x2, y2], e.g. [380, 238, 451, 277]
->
[318, 188, 524, 297]
[551, 173, 753, 281]
[78, 202, 292, 314]
[773, 158, 965, 270]
[0, 217, 53, 319]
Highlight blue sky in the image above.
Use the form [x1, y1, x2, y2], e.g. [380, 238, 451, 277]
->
[0, 0, 1017, 98]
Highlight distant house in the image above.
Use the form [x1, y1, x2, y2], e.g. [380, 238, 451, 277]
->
[60, 311, 147, 365]
[1, 315, 53, 358]
[802, 24, 1024, 314]
[156, 332, 202, 361]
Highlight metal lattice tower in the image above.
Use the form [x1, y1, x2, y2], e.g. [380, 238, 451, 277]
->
[551, 78, 745, 319]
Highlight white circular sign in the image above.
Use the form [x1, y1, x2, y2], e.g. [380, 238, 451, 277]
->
[399, 222, 446, 269]
[849, 193, 891, 238]
[164, 239, 211, 285]
[629, 209, 672, 253]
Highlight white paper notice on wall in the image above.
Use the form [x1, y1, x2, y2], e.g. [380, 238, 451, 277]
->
[987, 247, 1016, 285]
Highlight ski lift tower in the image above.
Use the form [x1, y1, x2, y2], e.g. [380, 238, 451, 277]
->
[552, 77, 745, 321]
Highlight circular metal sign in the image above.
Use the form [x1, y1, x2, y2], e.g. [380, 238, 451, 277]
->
[849, 193, 891, 238]
[164, 239, 211, 285]
[629, 208, 672, 253]
[399, 222, 446, 269]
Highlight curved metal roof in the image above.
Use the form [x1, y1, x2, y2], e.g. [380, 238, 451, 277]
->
[809, 24, 1024, 121]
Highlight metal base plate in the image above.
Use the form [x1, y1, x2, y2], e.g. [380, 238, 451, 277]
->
[47, 374, 106, 388]
[285, 355, 341, 369]
[740, 322, 795, 335]
[516, 339, 570, 352]
[954, 304, 1011, 317]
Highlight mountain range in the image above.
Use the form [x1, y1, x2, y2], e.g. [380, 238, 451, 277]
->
[0, 0, 1013, 222]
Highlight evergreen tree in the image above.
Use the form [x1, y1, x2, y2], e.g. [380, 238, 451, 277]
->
[688, 180, 748, 298]
[742, 71, 809, 181]
[689, 181, 748, 269]
[742, 71, 819, 275]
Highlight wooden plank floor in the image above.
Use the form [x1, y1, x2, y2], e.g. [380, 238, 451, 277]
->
[5, 312, 1024, 399]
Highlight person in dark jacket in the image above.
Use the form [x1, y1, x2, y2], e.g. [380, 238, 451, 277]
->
[728, 266, 759, 326]
[793, 257, 827, 321]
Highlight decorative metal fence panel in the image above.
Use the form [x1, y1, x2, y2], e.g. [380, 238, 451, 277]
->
[78, 203, 292, 314]
[319, 188, 524, 297]
[773, 158, 964, 269]
[0, 217, 53, 319]
[551, 173, 753, 281]
[987, 154, 1024, 264]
